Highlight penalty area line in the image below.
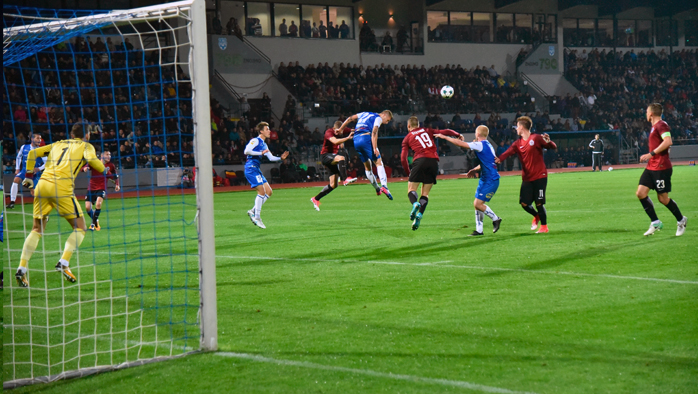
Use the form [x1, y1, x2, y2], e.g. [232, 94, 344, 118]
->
[216, 255, 698, 285]
[217, 352, 539, 394]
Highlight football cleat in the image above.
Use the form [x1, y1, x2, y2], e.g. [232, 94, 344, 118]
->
[493, 218, 502, 233]
[89, 224, 96, 231]
[644, 221, 663, 236]
[55, 262, 77, 283]
[410, 202, 421, 220]
[531, 215, 540, 231]
[15, 269, 28, 287]
[254, 219, 266, 229]
[376, 187, 381, 196]
[380, 186, 393, 200]
[343, 177, 358, 186]
[95, 220, 101, 231]
[676, 216, 687, 236]
[468, 231, 484, 236]
[310, 197, 321, 211]
[536, 224, 549, 234]
[247, 209, 256, 224]
[411, 212, 422, 231]
[6, 201, 15, 209]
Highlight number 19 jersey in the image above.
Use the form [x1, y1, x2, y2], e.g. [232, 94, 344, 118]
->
[402, 127, 460, 161]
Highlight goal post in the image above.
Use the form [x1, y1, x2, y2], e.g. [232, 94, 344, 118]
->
[2, 0, 216, 388]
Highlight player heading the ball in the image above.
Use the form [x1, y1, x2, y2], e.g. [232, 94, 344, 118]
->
[15, 123, 106, 287]
[338, 110, 394, 200]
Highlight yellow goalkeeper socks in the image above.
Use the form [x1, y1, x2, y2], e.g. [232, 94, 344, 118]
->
[20, 231, 42, 269]
[61, 228, 86, 263]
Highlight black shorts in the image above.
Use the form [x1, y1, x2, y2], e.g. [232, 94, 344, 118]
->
[85, 190, 106, 204]
[321, 153, 340, 175]
[639, 168, 672, 193]
[520, 177, 547, 205]
[408, 158, 439, 185]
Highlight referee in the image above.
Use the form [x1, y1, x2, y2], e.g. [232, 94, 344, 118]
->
[589, 134, 604, 171]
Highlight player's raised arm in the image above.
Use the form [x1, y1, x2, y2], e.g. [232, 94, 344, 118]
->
[434, 133, 471, 149]
[338, 114, 358, 131]
[540, 133, 557, 149]
[264, 150, 289, 162]
[329, 130, 353, 145]
[436, 128, 463, 139]
[84, 143, 106, 174]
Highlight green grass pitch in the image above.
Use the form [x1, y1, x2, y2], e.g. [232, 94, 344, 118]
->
[5, 166, 698, 393]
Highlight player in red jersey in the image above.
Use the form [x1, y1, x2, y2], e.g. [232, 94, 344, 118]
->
[400, 116, 462, 230]
[82, 151, 120, 231]
[496, 116, 557, 233]
[637, 103, 687, 236]
[310, 121, 355, 210]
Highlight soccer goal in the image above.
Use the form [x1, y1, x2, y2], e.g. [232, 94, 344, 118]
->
[3, 0, 216, 388]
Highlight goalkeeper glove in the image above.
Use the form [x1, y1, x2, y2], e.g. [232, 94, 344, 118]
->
[22, 178, 34, 189]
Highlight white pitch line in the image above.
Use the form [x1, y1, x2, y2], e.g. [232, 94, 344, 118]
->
[216, 255, 698, 285]
[217, 352, 539, 394]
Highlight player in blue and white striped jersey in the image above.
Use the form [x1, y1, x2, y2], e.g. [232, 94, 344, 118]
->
[435, 125, 502, 236]
[7, 133, 45, 209]
[337, 110, 394, 199]
[244, 122, 289, 229]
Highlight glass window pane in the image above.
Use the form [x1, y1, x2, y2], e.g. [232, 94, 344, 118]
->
[450, 12, 471, 42]
[545, 14, 557, 42]
[515, 14, 532, 44]
[246, 2, 270, 36]
[472, 13, 491, 43]
[616, 20, 635, 46]
[496, 13, 513, 43]
[656, 20, 677, 46]
[220, 1, 245, 36]
[329, 7, 353, 39]
[563, 18, 578, 46]
[579, 19, 595, 46]
[637, 20, 652, 46]
[301, 5, 325, 38]
[427, 11, 448, 42]
[596, 19, 613, 47]
[686, 20, 698, 47]
[274, 4, 299, 37]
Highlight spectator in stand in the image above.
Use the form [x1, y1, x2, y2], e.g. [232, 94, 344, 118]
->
[288, 21, 298, 37]
[278, 19, 288, 36]
[339, 21, 350, 39]
[318, 21, 327, 38]
[212, 13, 222, 35]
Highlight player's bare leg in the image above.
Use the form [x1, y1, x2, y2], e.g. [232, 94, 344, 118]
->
[636, 185, 663, 235]
[15, 216, 49, 287]
[55, 215, 87, 283]
[474, 198, 501, 234]
[85, 200, 94, 230]
[7, 177, 22, 209]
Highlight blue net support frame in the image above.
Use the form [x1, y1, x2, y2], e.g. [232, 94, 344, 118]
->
[2, 0, 216, 388]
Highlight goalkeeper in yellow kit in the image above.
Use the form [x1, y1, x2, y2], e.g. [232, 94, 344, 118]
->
[15, 123, 106, 287]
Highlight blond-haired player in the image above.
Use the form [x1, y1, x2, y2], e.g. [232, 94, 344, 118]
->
[15, 123, 105, 287]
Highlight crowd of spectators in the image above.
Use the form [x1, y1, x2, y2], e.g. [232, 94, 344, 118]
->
[561, 48, 698, 153]
[276, 61, 535, 117]
[3, 35, 196, 174]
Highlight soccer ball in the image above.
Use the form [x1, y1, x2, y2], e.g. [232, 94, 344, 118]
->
[440, 85, 454, 99]
[608, 167, 613, 171]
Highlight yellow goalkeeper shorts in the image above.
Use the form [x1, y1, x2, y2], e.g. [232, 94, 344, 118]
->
[33, 180, 83, 220]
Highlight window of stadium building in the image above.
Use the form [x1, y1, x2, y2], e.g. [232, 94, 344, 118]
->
[495, 13, 514, 43]
[328, 7, 353, 39]
[542, 14, 557, 43]
[687, 21, 698, 46]
[427, 11, 449, 42]
[616, 20, 635, 47]
[637, 20, 652, 46]
[596, 19, 614, 47]
[274, 4, 299, 37]
[656, 19, 678, 46]
[449, 12, 472, 42]
[514, 14, 533, 44]
[245, 2, 270, 36]
[472, 13, 492, 43]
